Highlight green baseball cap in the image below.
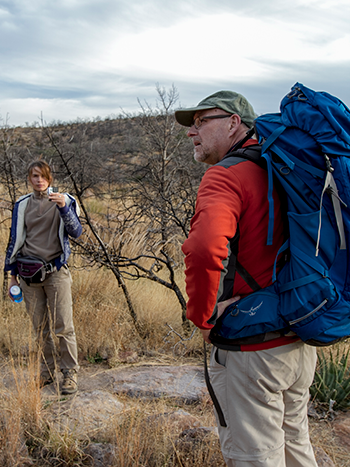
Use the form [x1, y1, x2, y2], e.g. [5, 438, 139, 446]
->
[175, 90, 257, 128]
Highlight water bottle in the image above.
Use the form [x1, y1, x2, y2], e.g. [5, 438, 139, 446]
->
[10, 285, 23, 303]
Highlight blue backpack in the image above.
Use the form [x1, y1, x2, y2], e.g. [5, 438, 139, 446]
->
[210, 82, 350, 347]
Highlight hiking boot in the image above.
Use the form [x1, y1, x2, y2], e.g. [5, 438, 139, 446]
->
[61, 369, 78, 395]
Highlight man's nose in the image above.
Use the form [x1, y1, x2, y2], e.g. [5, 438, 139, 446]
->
[187, 125, 198, 137]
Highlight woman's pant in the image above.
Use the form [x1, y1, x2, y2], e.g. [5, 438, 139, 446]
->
[20, 265, 79, 376]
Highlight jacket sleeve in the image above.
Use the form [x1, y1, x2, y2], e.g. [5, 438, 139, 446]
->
[4, 204, 19, 274]
[182, 165, 243, 330]
[58, 195, 82, 239]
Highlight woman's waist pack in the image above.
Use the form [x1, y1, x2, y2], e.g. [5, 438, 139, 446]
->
[16, 256, 57, 284]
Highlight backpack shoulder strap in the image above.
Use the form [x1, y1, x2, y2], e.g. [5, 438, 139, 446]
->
[218, 142, 263, 170]
[215, 142, 264, 300]
[218, 227, 261, 303]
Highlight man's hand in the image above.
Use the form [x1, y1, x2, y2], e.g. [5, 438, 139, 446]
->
[217, 296, 241, 318]
[200, 296, 241, 344]
[200, 329, 212, 344]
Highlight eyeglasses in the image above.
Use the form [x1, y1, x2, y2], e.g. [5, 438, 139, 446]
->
[193, 114, 231, 130]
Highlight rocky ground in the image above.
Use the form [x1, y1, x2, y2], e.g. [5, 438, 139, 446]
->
[2, 358, 350, 466]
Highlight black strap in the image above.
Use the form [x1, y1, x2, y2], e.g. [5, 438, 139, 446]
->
[222, 135, 265, 169]
[218, 229, 240, 302]
[235, 260, 261, 293]
[232, 128, 256, 151]
[203, 341, 227, 427]
[219, 227, 261, 302]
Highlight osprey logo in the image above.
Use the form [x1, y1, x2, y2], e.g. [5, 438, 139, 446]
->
[238, 301, 263, 317]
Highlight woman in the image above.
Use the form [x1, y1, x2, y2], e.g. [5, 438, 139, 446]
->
[4, 160, 82, 395]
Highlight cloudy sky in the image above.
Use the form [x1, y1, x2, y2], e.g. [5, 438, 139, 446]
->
[1, 0, 349, 127]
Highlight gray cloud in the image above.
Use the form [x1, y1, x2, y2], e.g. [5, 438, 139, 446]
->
[176, 60, 350, 114]
[0, 0, 349, 126]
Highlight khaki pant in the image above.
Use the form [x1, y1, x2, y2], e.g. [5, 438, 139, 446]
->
[210, 340, 318, 467]
[20, 265, 79, 376]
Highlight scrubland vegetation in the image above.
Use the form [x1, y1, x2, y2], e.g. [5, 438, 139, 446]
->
[0, 86, 349, 465]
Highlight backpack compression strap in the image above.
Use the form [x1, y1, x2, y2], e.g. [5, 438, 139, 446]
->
[260, 124, 347, 253]
[317, 160, 347, 254]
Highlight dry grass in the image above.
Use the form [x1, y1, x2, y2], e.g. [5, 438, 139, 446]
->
[0, 346, 44, 467]
[69, 261, 194, 362]
[310, 418, 350, 467]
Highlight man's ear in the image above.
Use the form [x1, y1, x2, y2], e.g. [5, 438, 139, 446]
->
[228, 114, 241, 133]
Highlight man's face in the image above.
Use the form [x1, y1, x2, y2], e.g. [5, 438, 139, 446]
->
[187, 109, 233, 165]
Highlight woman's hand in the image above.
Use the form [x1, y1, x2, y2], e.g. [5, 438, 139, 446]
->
[49, 191, 66, 208]
[8, 275, 20, 301]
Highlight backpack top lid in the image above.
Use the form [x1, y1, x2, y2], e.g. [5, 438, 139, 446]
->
[280, 83, 350, 157]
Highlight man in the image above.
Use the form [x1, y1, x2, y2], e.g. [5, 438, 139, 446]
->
[175, 91, 318, 467]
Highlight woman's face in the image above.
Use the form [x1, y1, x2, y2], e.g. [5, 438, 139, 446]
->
[28, 166, 50, 192]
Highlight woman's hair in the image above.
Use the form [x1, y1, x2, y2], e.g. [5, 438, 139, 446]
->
[27, 160, 53, 185]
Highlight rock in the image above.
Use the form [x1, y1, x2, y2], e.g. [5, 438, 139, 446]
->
[111, 365, 207, 404]
[117, 350, 139, 364]
[333, 412, 350, 448]
[308, 402, 320, 419]
[313, 446, 336, 467]
[47, 390, 124, 438]
[84, 442, 116, 467]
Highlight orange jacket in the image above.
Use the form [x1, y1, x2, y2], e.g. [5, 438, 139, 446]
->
[182, 142, 285, 330]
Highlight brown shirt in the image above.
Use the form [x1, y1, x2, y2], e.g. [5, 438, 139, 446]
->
[20, 191, 63, 262]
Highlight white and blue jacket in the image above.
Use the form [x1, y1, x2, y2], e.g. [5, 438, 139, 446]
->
[4, 193, 82, 275]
